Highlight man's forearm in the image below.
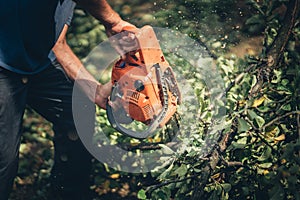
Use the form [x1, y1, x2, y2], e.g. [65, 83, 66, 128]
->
[74, 0, 122, 27]
[52, 24, 110, 108]
[52, 25, 90, 80]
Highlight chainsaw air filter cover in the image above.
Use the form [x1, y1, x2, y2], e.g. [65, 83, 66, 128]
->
[106, 26, 181, 139]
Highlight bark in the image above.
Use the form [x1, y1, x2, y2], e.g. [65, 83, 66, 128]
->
[266, 0, 300, 67]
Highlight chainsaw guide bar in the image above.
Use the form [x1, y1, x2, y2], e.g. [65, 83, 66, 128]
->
[106, 26, 181, 139]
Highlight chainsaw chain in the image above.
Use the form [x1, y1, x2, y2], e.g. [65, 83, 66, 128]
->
[163, 67, 181, 104]
[154, 64, 169, 126]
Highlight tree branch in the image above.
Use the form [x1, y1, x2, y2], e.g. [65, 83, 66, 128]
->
[189, 2, 300, 192]
[144, 1, 300, 199]
[190, 129, 235, 199]
[146, 174, 199, 194]
[266, 0, 300, 67]
[297, 108, 300, 156]
[261, 111, 300, 131]
[297, 111, 300, 139]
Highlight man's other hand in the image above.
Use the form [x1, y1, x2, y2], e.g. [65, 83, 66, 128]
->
[95, 82, 112, 109]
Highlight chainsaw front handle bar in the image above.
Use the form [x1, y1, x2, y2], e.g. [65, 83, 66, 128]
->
[122, 26, 140, 34]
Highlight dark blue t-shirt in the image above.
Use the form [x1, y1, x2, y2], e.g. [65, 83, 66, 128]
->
[0, 0, 76, 74]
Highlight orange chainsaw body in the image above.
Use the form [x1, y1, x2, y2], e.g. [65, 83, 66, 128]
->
[110, 26, 180, 129]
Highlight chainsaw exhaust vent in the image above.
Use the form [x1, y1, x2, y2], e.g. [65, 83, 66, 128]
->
[143, 104, 153, 118]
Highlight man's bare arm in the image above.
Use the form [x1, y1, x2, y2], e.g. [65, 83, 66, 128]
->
[75, 0, 121, 27]
[52, 24, 111, 109]
[74, 0, 136, 35]
[53, 0, 136, 108]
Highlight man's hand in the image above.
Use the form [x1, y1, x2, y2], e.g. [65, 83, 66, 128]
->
[105, 19, 139, 58]
[95, 82, 112, 109]
[70, 0, 139, 109]
[105, 18, 136, 36]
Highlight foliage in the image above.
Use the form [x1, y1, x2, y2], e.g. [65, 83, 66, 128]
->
[139, 0, 300, 200]
[16, 0, 300, 200]
[67, 8, 107, 59]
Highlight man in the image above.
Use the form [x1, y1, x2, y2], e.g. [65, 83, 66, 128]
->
[0, 0, 136, 199]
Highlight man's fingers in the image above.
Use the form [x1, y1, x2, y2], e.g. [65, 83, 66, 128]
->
[95, 82, 113, 109]
[109, 30, 138, 56]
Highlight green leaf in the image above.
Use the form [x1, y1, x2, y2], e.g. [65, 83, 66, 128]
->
[256, 105, 271, 113]
[248, 109, 258, 120]
[237, 118, 251, 133]
[137, 189, 147, 200]
[158, 144, 175, 155]
[173, 164, 188, 177]
[281, 79, 289, 86]
[158, 162, 174, 180]
[281, 104, 291, 111]
[258, 146, 272, 161]
[271, 70, 282, 83]
[237, 137, 248, 145]
[251, 75, 258, 89]
[247, 109, 265, 128]
[255, 116, 265, 128]
[231, 142, 247, 149]
[252, 96, 265, 107]
[221, 183, 232, 193]
[258, 162, 273, 168]
[204, 184, 216, 193]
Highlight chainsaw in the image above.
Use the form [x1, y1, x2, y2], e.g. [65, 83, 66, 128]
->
[106, 26, 181, 139]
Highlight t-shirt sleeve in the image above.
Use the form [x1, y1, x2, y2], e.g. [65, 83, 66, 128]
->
[65, 8, 74, 26]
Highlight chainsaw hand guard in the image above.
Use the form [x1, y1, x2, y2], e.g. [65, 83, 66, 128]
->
[106, 26, 181, 139]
